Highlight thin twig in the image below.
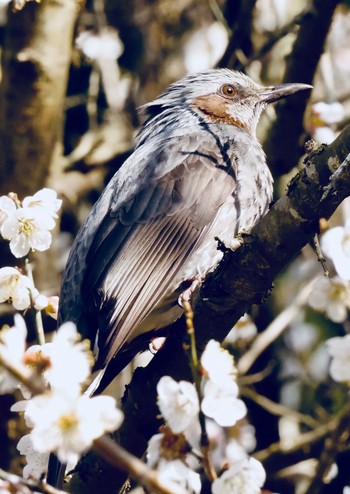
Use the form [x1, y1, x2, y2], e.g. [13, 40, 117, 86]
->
[0, 353, 45, 396]
[312, 233, 329, 277]
[0, 469, 67, 494]
[302, 402, 350, 494]
[241, 386, 320, 429]
[237, 279, 315, 375]
[255, 413, 341, 463]
[182, 300, 217, 482]
[93, 435, 185, 494]
[25, 258, 45, 346]
[207, 0, 229, 31]
[244, 7, 308, 66]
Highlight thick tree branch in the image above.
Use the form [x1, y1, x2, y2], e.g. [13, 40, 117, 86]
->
[69, 126, 350, 493]
[218, 0, 257, 69]
[264, 0, 340, 178]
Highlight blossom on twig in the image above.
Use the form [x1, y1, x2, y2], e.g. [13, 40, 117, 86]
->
[0, 267, 37, 310]
[17, 434, 49, 480]
[0, 188, 62, 258]
[211, 457, 266, 494]
[201, 379, 247, 427]
[23, 390, 123, 464]
[200, 339, 247, 427]
[200, 339, 236, 386]
[157, 376, 199, 435]
[147, 430, 201, 494]
[321, 221, 350, 280]
[308, 276, 350, 323]
[24, 322, 93, 392]
[22, 188, 62, 222]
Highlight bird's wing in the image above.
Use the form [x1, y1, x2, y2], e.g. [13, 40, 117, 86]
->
[74, 133, 236, 368]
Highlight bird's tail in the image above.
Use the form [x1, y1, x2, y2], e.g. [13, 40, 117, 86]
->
[46, 454, 67, 488]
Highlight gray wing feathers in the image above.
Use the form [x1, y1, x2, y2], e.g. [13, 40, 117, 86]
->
[59, 132, 237, 370]
[92, 154, 236, 367]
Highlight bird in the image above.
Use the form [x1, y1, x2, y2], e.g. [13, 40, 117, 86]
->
[58, 69, 311, 394]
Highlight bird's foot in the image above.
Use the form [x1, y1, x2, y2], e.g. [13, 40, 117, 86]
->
[178, 276, 202, 307]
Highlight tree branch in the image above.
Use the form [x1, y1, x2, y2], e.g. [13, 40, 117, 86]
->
[264, 0, 340, 178]
[218, 0, 257, 69]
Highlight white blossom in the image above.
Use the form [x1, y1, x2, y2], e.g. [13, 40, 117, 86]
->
[44, 295, 59, 320]
[0, 315, 27, 393]
[308, 276, 350, 323]
[310, 102, 344, 144]
[157, 376, 199, 434]
[17, 434, 48, 479]
[0, 195, 16, 227]
[201, 379, 247, 427]
[33, 294, 49, 310]
[1, 206, 54, 258]
[206, 420, 249, 470]
[33, 294, 59, 319]
[158, 459, 201, 494]
[212, 457, 266, 494]
[200, 339, 236, 386]
[0, 266, 37, 310]
[24, 322, 93, 392]
[225, 314, 257, 345]
[22, 188, 62, 223]
[24, 389, 123, 463]
[343, 487, 350, 494]
[326, 334, 350, 383]
[147, 433, 164, 469]
[147, 434, 201, 494]
[321, 222, 350, 280]
[0, 480, 13, 494]
[76, 27, 123, 61]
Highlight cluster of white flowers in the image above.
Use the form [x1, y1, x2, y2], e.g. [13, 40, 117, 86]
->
[0, 188, 61, 258]
[322, 220, 350, 281]
[0, 187, 123, 484]
[307, 213, 350, 325]
[0, 189, 63, 316]
[304, 203, 350, 385]
[0, 316, 123, 479]
[308, 275, 350, 324]
[152, 339, 265, 493]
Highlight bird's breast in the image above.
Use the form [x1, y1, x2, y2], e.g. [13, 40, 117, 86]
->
[175, 140, 273, 284]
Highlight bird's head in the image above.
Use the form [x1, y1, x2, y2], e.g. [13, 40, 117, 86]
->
[143, 69, 312, 135]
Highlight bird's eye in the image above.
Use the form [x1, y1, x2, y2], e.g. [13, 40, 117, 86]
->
[220, 84, 236, 97]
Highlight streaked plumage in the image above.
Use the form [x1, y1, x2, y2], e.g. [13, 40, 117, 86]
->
[58, 69, 311, 393]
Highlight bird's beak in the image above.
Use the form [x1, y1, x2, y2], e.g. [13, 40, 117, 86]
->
[259, 83, 312, 104]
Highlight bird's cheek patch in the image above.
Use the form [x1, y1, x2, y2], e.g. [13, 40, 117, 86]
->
[192, 94, 249, 130]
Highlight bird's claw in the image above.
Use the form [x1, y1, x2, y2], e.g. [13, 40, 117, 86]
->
[178, 277, 201, 308]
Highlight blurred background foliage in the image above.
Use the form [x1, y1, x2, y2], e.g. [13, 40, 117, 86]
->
[1, 0, 350, 493]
